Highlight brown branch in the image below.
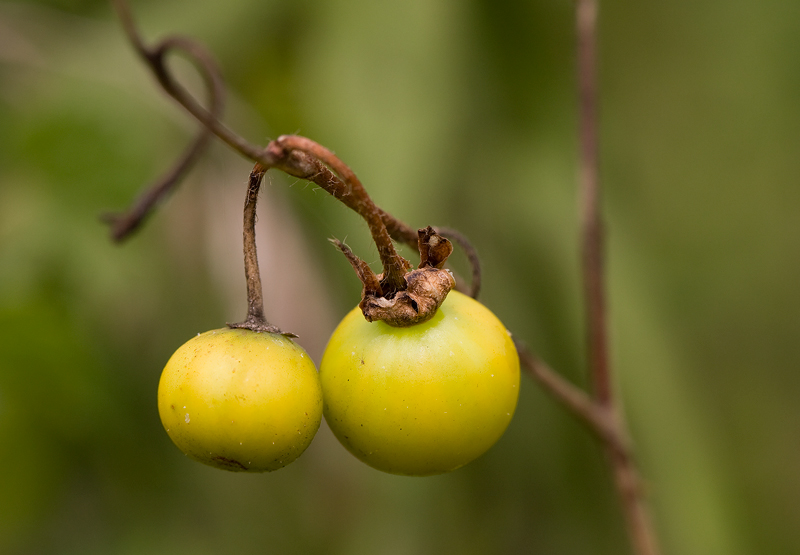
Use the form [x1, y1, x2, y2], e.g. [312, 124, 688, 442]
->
[515, 340, 617, 445]
[103, 4, 224, 241]
[575, 1, 661, 554]
[379, 208, 418, 246]
[608, 441, 661, 555]
[363, 213, 482, 300]
[518, 339, 657, 555]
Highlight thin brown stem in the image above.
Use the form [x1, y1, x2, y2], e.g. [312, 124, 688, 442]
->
[275, 135, 410, 294]
[105, 3, 224, 241]
[261, 143, 407, 284]
[518, 341, 658, 555]
[227, 164, 284, 335]
[515, 340, 616, 444]
[577, 0, 609, 406]
[576, 1, 661, 554]
[111, 0, 266, 161]
[516, 343, 658, 555]
[242, 166, 267, 324]
[370, 215, 482, 299]
[102, 125, 213, 241]
[609, 443, 660, 555]
[379, 208, 418, 246]
[329, 239, 383, 297]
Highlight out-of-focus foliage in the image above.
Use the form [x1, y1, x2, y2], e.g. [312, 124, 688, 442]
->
[1, 0, 799, 553]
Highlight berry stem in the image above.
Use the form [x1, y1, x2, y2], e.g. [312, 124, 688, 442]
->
[241, 165, 267, 325]
[228, 164, 285, 335]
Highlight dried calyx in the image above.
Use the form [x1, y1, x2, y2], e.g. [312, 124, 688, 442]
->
[333, 226, 456, 327]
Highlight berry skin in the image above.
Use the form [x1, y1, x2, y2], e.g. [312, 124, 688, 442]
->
[158, 328, 322, 472]
[320, 290, 519, 476]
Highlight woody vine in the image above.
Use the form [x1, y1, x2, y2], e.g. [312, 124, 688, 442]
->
[105, 1, 661, 554]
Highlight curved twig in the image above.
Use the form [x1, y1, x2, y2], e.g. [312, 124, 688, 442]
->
[101, 126, 213, 241]
[104, 4, 225, 241]
[111, 0, 265, 160]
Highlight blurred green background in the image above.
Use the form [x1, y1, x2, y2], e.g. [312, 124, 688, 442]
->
[1, 0, 799, 553]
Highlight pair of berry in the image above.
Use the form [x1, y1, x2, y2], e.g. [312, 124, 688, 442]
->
[158, 291, 520, 476]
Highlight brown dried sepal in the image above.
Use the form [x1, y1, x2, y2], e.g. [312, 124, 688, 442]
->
[418, 225, 453, 269]
[360, 266, 455, 327]
[331, 228, 456, 327]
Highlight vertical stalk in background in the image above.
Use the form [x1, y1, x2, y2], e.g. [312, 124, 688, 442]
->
[577, 0, 610, 406]
[575, 1, 661, 554]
